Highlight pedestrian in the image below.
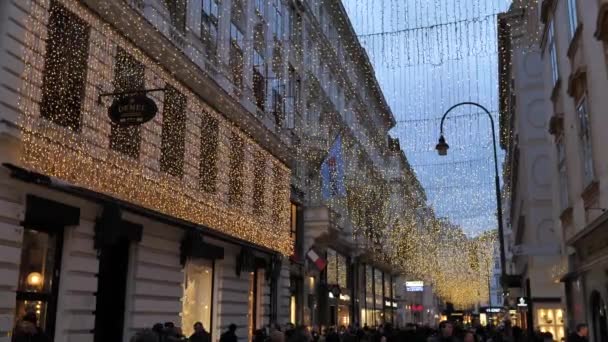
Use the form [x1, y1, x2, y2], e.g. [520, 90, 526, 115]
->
[220, 324, 239, 342]
[11, 312, 49, 342]
[270, 324, 285, 342]
[568, 324, 588, 342]
[463, 331, 477, 342]
[131, 329, 162, 342]
[326, 327, 340, 342]
[189, 322, 211, 342]
[429, 321, 460, 342]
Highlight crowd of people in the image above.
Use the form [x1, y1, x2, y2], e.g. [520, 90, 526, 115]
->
[10, 310, 590, 342]
[129, 320, 590, 342]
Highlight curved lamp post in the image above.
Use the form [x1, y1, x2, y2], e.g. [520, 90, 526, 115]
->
[436, 102, 507, 286]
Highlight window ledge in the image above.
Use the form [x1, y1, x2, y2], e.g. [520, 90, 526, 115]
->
[582, 180, 600, 208]
[567, 24, 584, 59]
[550, 78, 562, 102]
[567, 66, 587, 98]
[595, 2, 608, 41]
[560, 206, 573, 225]
[548, 113, 564, 136]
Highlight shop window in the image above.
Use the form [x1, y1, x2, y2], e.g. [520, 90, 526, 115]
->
[109, 48, 144, 158]
[199, 113, 219, 192]
[228, 133, 245, 205]
[40, 1, 90, 131]
[160, 85, 187, 177]
[537, 308, 565, 342]
[14, 228, 63, 339]
[182, 260, 214, 337]
[247, 270, 263, 342]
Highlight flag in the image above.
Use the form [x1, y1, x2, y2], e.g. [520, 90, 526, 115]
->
[306, 248, 327, 271]
[321, 135, 346, 200]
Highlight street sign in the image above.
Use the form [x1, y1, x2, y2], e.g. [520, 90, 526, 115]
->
[406, 281, 424, 292]
[512, 244, 561, 256]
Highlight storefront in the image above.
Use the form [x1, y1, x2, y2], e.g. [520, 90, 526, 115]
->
[567, 211, 608, 342]
[326, 249, 352, 327]
[359, 265, 395, 326]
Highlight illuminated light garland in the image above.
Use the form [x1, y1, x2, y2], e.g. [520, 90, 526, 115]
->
[15, 0, 514, 306]
[19, 0, 293, 255]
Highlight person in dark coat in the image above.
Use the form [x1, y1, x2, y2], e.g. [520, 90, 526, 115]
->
[220, 324, 239, 342]
[189, 322, 211, 342]
[567, 324, 588, 342]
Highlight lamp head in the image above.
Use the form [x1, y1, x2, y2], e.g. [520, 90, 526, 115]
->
[436, 135, 449, 156]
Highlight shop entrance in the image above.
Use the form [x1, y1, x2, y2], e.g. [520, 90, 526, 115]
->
[591, 291, 608, 342]
[94, 238, 130, 342]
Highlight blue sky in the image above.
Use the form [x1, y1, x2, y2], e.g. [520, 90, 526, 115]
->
[343, 0, 512, 235]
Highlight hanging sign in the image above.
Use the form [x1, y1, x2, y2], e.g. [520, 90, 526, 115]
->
[108, 94, 158, 126]
[516, 297, 528, 307]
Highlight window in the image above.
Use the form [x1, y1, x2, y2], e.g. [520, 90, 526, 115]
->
[285, 65, 299, 128]
[577, 97, 595, 186]
[374, 269, 383, 308]
[326, 249, 337, 285]
[271, 80, 285, 127]
[182, 260, 213, 337]
[337, 254, 347, 289]
[202, 0, 220, 59]
[200, 113, 219, 192]
[255, 0, 264, 16]
[548, 21, 559, 86]
[110, 48, 144, 158]
[40, 2, 90, 131]
[228, 133, 245, 205]
[164, 0, 187, 33]
[272, 0, 283, 38]
[230, 23, 245, 93]
[556, 136, 569, 210]
[567, 0, 578, 39]
[160, 85, 187, 177]
[15, 228, 63, 339]
[252, 151, 266, 214]
[253, 30, 266, 111]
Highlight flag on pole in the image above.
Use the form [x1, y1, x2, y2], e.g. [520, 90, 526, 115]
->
[306, 248, 327, 271]
[321, 135, 346, 200]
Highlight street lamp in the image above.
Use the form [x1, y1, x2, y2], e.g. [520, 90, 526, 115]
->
[436, 102, 507, 285]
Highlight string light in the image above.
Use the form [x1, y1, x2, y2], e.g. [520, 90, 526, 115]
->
[15, 0, 522, 307]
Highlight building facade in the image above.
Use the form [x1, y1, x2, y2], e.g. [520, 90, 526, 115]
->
[499, 1, 566, 339]
[541, 0, 608, 340]
[501, 0, 608, 340]
[0, 0, 422, 341]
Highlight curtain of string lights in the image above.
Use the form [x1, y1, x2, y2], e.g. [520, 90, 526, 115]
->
[342, 0, 512, 306]
[343, 0, 510, 236]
